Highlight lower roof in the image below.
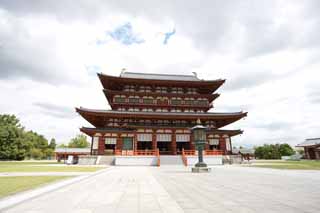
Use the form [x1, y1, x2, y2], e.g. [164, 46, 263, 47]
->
[76, 107, 247, 129]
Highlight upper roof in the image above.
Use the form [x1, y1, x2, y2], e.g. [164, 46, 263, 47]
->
[296, 138, 320, 147]
[98, 72, 225, 94]
[120, 71, 201, 81]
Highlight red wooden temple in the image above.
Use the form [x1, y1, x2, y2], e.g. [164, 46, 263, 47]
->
[76, 72, 247, 156]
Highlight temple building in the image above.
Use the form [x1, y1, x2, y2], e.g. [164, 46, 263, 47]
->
[76, 72, 247, 156]
[297, 138, 320, 159]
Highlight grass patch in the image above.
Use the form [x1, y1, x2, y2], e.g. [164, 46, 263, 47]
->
[250, 160, 320, 170]
[0, 161, 104, 172]
[0, 161, 62, 165]
[0, 165, 103, 173]
[0, 176, 70, 198]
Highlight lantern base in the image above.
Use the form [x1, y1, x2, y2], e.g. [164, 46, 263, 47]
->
[195, 162, 207, 167]
[192, 167, 211, 173]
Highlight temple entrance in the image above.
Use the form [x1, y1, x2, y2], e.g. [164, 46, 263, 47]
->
[209, 145, 219, 150]
[157, 142, 171, 155]
[176, 142, 190, 154]
[137, 141, 152, 150]
[122, 137, 133, 150]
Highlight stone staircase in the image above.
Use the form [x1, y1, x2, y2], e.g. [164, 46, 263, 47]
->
[96, 156, 115, 165]
[160, 155, 184, 165]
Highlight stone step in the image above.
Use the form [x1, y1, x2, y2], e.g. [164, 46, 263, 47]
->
[160, 155, 183, 165]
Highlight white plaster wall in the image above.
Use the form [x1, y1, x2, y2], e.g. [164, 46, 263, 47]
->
[187, 156, 222, 166]
[115, 156, 158, 166]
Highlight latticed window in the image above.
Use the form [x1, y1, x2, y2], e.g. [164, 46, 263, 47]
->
[124, 85, 135, 92]
[197, 98, 208, 106]
[184, 98, 194, 105]
[156, 87, 167, 93]
[171, 87, 183, 94]
[187, 88, 197, 94]
[139, 86, 152, 92]
[128, 96, 140, 104]
[171, 97, 182, 105]
[143, 97, 154, 104]
[114, 95, 126, 103]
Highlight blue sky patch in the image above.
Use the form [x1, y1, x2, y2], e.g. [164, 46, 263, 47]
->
[108, 22, 144, 45]
[163, 28, 176, 45]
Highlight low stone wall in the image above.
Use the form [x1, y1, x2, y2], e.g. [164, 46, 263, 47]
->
[186, 156, 223, 166]
[115, 156, 158, 166]
[78, 156, 97, 165]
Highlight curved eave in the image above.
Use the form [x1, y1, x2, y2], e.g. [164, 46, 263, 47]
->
[98, 73, 225, 94]
[207, 129, 243, 137]
[76, 107, 247, 128]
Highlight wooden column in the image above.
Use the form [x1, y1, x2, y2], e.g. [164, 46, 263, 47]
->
[305, 147, 310, 159]
[205, 135, 210, 151]
[190, 134, 195, 151]
[219, 137, 226, 155]
[116, 135, 122, 150]
[98, 136, 105, 155]
[134, 133, 138, 152]
[152, 131, 157, 150]
[172, 131, 177, 155]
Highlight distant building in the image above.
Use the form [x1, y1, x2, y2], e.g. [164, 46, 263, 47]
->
[296, 138, 320, 159]
[54, 148, 90, 162]
[76, 71, 247, 156]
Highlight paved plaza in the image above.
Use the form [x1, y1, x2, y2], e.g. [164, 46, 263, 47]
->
[3, 165, 320, 213]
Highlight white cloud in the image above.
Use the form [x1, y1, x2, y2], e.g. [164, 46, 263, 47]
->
[0, 1, 319, 147]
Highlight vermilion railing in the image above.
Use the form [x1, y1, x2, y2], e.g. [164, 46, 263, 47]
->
[182, 150, 224, 156]
[204, 150, 224, 155]
[114, 149, 157, 156]
[181, 149, 188, 166]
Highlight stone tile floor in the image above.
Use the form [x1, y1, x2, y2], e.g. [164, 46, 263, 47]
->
[4, 165, 320, 213]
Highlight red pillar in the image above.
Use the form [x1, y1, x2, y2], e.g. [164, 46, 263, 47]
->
[98, 136, 105, 155]
[171, 131, 177, 155]
[190, 134, 195, 151]
[219, 137, 226, 154]
[116, 135, 122, 150]
[152, 132, 157, 150]
[134, 133, 138, 153]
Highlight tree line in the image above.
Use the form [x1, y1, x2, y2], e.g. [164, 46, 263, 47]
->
[0, 114, 89, 160]
[254, 143, 295, 159]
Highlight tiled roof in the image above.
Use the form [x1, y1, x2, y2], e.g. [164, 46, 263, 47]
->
[296, 138, 320, 147]
[120, 71, 201, 81]
[54, 148, 91, 153]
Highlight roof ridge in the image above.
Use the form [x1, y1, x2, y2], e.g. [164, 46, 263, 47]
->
[121, 71, 198, 78]
[306, 138, 320, 140]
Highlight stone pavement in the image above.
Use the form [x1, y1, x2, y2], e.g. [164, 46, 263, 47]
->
[3, 166, 320, 213]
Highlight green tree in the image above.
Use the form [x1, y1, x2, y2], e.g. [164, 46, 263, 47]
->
[49, 138, 56, 149]
[279, 143, 295, 156]
[30, 148, 43, 160]
[68, 134, 89, 148]
[254, 143, 295, 159]
[0, 114, 26, 160]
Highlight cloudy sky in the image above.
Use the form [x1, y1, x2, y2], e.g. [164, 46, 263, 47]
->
[0, 0, 319, 147]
